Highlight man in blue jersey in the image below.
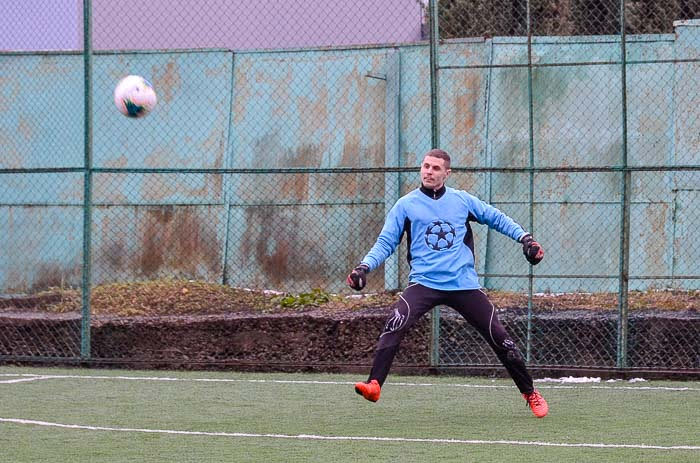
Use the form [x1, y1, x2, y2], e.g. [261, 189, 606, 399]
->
[346, 149, 549, 418]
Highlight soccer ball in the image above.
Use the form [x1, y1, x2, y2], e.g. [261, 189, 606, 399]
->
[113, 75, 157, 118]
[424, 220, 456, 251]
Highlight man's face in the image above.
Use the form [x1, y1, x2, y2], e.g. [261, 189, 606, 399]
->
[420, 155, 450, 190]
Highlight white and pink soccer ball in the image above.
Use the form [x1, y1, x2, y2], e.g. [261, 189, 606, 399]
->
[113, 75, 157, 118]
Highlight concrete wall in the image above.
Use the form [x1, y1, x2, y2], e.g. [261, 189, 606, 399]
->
[0, 20, 697, 294]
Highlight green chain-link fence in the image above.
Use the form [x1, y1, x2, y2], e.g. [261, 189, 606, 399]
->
[0, 1, 698, 371]
[433, 0, 698, 370]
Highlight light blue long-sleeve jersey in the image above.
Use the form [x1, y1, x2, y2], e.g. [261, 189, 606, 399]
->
[361, 186, 527, 290]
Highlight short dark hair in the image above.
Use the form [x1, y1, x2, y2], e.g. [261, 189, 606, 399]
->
[424, 149, 451, 168]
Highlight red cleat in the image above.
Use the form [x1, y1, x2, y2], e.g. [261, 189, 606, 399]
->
[523, 390, 549, 418]
[355, 379, 381, 402]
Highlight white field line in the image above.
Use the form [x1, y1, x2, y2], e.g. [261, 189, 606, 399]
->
[0, 376, 51, 384]
[0, 373, 698, 391]
[0, 417, 698, 451]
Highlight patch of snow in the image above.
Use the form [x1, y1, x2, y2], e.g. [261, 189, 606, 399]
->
[262, 289, 285, 295]
[535, 376, 601, 383]
[344, 292, 382, 299]
[536, 377, 649, 384]
[533, 292, 593, 297]
[235, 287, 284, 295]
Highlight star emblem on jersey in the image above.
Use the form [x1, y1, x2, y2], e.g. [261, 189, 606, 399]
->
[424, 220, 456, 251]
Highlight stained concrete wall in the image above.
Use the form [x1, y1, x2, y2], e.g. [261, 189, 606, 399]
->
[0, 21, 697, 293]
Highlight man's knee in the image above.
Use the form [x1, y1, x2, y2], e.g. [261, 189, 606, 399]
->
[502, 338, 524, 363]
[380, 299, 410, 338]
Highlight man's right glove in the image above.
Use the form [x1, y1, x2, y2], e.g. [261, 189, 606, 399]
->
[346, 263, 370, 291]
[521, 234, 544, 265]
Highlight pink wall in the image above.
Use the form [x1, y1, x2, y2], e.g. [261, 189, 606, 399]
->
[0, 0, 81, 51]
[1, 0, 425, 51]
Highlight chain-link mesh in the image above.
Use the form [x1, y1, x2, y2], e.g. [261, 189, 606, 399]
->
[436, 0, 699, 370]
[0, 1, 84, 359]
[438, 168, 699, 369]
[1, 1, 698, 370]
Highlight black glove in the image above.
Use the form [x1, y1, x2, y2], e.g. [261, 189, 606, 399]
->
[346, 264, 370, 291]
[521, 234, 544, 265]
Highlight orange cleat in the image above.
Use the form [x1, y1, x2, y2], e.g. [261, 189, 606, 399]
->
[355, 379, 381, 402]
[523, 390, 549, 418]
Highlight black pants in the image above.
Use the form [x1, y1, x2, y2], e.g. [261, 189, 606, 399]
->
[368, 283, 534, 394]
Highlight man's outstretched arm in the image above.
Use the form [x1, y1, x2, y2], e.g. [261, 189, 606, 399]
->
[465, 192, 544, 265]
[346, 202, 405, 290]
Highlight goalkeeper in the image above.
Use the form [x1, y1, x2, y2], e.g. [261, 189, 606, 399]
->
[346, 149, 548, 418]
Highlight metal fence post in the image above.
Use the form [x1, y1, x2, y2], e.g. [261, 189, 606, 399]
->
[525, 0, 536, 363]
[429, 0, 440, 151]
[428, 0, 440, 368]
[80, 0, 93, 360]
[617, 0, 631, 368]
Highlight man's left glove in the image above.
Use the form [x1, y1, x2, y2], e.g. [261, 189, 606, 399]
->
[346, 263, 370, 291]
[521, 234, 544, 265]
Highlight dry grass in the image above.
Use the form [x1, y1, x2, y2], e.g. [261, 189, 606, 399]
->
[21, 280, 398, 316]
[6, 279, 696, 317]
[491, 290, 699, 311]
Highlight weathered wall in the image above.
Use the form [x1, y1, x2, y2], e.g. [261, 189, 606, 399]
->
[0, 21, 697, 293]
